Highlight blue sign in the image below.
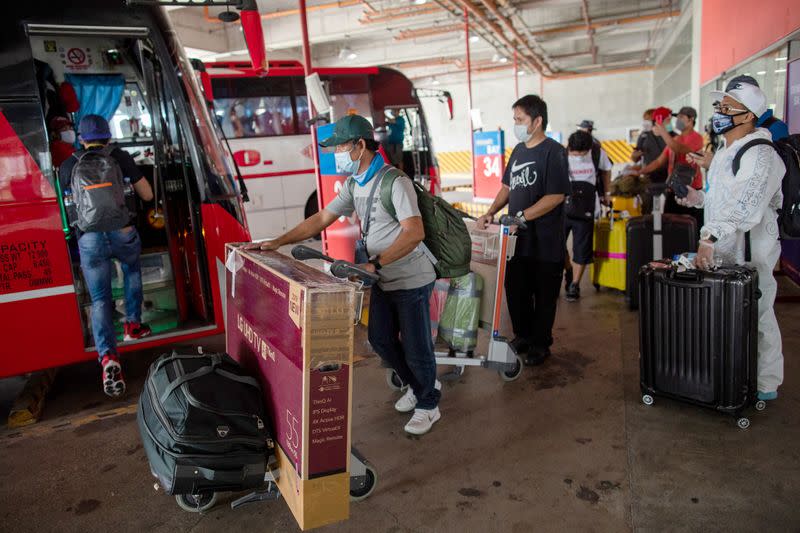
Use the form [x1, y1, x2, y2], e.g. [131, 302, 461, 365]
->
[473, 130, 505, 200]
[473, 130, 504, 156]
[317, 123, 339, 175]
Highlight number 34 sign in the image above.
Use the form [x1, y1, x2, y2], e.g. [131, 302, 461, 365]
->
[473, 130, 505, 200]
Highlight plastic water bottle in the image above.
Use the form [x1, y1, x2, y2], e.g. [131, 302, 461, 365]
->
[63, 187, 77, 223]
[123, 177, 134, 197]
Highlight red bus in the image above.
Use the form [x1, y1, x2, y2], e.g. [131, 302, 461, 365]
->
[0, 2, 251, 377]
[203, 61, 444, 252]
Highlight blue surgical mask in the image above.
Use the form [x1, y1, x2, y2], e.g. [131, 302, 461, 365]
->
[334, 146, 360, 175]
[514, 124, 532, 143]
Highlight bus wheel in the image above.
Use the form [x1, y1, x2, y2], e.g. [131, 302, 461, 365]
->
[305, 193, 321, 240]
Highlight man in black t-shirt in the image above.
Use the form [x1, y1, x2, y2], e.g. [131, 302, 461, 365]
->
[630, 109, 668, 183]
[59, 115, 154, 398]
[477, 95, 570, 365]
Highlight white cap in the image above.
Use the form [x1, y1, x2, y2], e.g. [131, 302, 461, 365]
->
[710, 80, 768, 118]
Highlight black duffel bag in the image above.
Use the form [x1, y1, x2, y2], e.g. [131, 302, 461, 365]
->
[137, 351, 273, 497]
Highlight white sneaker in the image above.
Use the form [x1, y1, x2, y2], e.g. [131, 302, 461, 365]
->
[394, 380, 442, 413]
[404, 407, 441, 435]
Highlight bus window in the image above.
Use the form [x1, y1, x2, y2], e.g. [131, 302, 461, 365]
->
[325, 74, 372, 121]
[211, 77, 295, 138]
[293, 77, 310, 134]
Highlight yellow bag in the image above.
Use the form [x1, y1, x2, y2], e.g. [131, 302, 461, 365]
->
[591, 215, 627, 291]
[611, 196, 642, 217]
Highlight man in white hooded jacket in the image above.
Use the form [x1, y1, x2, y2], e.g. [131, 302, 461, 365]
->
[681, 82, 785, 402]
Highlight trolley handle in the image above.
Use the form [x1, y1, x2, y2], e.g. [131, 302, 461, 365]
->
[290, 245, 380, 282]
[498, 214, 527, 229]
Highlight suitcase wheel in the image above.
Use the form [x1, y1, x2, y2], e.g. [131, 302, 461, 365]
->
[736, 417, 751, 430]
[385, 369, 407, 392]
[642, 394, 654, 406]
[350, 463, 378, 501]
[499, 355, 524, 382]
[175, 492, 218, 513]
[755, 400, 767, 412]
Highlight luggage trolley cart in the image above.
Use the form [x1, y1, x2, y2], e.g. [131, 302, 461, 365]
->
[384, 215, 526, 387]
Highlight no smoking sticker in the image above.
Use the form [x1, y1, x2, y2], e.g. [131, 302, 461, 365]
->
[67, 48, 86, 65]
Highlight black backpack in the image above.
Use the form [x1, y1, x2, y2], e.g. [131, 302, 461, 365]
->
[70, 145, 130, 232]
[732, 134, 800, 239]
[565, 180, 596, 220]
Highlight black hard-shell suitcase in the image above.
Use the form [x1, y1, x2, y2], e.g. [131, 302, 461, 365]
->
[638, 264, 760, 427]
[625, 214, 697, 309]
[137, 351, 273, 508]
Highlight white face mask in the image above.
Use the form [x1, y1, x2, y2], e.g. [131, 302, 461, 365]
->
[60, 130, 76, 144]
[641, 121, 653, 132]
[514, 123, 532, 143]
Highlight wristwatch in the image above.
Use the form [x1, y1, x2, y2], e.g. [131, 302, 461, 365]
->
[369, 257, 383, 270]
[699, 229, 718, 243]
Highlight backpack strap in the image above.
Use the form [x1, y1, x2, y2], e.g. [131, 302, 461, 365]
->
[732, 138, 774, 174]
[591, 142, 601, 171]
[359, 165, 393, 238]
[378, 167, 407, 221]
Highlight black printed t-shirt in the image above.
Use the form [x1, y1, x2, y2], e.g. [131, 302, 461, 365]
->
[502, 137, 570, 261]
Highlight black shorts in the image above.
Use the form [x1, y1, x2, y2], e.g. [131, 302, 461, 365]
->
[565, 217, 594, 265]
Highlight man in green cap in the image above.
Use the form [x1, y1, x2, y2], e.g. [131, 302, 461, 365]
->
[245, 114, 442, 435]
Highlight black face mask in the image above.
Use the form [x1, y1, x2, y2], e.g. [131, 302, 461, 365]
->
[711, 111, 749, 134]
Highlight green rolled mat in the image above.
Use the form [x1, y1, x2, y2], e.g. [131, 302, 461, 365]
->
[438, 272, 483, 353]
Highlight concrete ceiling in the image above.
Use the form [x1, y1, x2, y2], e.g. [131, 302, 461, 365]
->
[167, 0, 681, 82]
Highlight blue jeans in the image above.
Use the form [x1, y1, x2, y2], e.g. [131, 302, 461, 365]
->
[368, 282, 440, 410]
[78, 227, 143, 359]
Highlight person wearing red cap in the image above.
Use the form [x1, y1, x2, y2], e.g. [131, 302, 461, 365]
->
[630, 108, 669, 184]
[49, 116, 76, 168]
[636, 106, 704, 229]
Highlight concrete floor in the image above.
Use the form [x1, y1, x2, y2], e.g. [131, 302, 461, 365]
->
[1, 279, 799, 533]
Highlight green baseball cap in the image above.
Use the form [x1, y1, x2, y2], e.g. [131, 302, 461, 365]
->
[318, 114, 374, 147]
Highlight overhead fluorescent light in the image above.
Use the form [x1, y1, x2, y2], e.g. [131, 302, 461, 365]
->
[776, 57, 787, 61]
[469, 34, 479, 43]
[517, 70, 525, 76]
[775, 69, 787, 73]
[756, 70, 766, 75]
[413, 0, 428, 4]
[432, 77, 440, 85]
[499, 56, 508, 64]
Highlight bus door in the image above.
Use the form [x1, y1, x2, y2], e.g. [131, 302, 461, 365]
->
[23, 27, 216, 353]
[137, 41, 213, 325]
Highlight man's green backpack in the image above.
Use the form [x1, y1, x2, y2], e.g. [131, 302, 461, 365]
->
[349, 168, 472, 278]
